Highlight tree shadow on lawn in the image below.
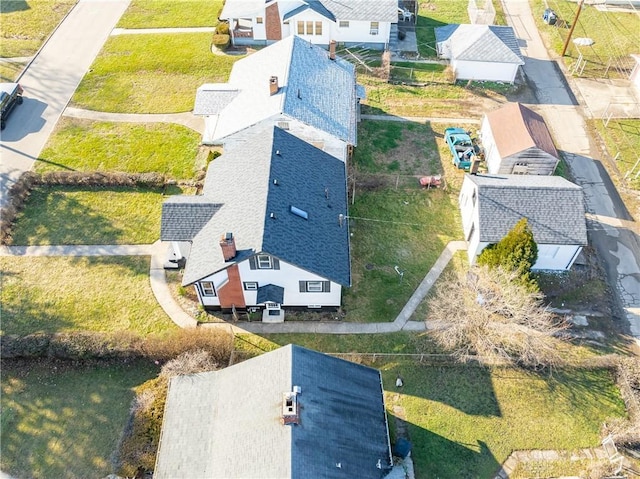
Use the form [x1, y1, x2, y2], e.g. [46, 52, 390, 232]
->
[0, 294, 75, 336]
[385, 363, 501, 418]
[12, 185, 128, 246]
[0, 359, 159, 479]
[408, 428, 501, 479]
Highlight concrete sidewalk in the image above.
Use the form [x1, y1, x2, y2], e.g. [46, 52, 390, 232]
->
[1, 240, 466, 334]
[63, 107, 205, 135]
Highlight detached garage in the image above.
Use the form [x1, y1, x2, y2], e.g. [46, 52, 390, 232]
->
[435, 24, 524, 83]
[481, 102, 560, 175]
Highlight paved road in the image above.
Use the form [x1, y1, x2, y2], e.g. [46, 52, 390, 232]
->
[0, 0, 131, 209]
[503, 0, 640, 338]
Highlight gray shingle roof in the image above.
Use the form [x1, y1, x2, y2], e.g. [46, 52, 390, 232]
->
[161, 198, 222, 241]
[466, 174, 588, 245]
[435, 24, 524, 64]
[308, 0, 397, 22]
[200, 35, 358, 146]
[166, 124, 350, 287]
[257, 283, 285, 303]
[224, 0, 397, 22]
[193, 84, 239, 115]
[154, 345, 392, 479]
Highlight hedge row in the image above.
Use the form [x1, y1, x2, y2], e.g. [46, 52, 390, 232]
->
[0, 329, 234, 363]
[0, 171, 170, 245]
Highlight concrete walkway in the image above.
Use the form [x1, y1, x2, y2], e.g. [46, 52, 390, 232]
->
[63, 107, 205, 135]
[111, 27, 215, 36]
[0, 240, 466, 334]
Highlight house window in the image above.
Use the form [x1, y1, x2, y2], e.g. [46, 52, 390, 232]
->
[299, 280, 330, 292]
[297, 20, 322, 35]
[467, 223, 475, 241]
[471, 189, 477, 207]
[256, 16, 263, 24]
[370, 22, 379, 35]
[339, 20, 349, 28]
[277, 121, 290, 130]
[249, 255, 280, 270]
[257, 254, 273, 269]
[243, 282, 258, 290]
[199, 281, 216, 297]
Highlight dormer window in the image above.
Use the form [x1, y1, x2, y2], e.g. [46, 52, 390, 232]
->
[257, 254, 272, 269]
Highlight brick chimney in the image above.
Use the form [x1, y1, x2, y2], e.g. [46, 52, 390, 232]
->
[329, 40, 336, 61]
[220, 232, 237, 261]
[269, 76, 279, 96]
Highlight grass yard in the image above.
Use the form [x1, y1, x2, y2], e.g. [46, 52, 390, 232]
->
[0, 256, 176, 336]
[1, 359, 159, 479]
[36, 119, 201, 179]
[118, 0, 223, 28]
[9, 185, 185, 245]
[591, 118, 640, 190]
[345, 188, 461, 322]
[380, 363, 627, 478]
[0, 0, 76, 58]
[530, 0, 640, 78]
[361, 75, 529, 119]
[233, 332, 436, 356]
[72, 33, 240, 113]
[354, 120, 441, 174]
[0, 58, 27, 82]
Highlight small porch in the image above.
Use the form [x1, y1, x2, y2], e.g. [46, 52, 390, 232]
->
[231, 19, 254, 44]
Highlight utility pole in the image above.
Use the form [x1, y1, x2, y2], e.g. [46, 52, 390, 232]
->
[561, 0, 585, 57]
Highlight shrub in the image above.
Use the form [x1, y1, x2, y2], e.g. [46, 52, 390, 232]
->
[0, 329, 233, 363]
[477, 217, 538, 288]
[215, 21, 229, 35]
[211, 34, 230, 50]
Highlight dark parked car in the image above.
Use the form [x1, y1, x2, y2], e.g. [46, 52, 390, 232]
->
[1, 82, 24, 130]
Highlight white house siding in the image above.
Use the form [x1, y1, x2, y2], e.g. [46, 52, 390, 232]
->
[330, 20, 390, 49]
[480, 119, 502, 174]
[270, 115, 349, 162]
[197, 258, 342, 308]
[458, 180, 482, 265]
[452, 60, 519, 83]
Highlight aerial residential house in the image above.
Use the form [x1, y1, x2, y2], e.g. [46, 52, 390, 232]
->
[154, 344, 396, 479]
[160, 125, 350, 321]
[194, 35, 362, 162]
[458, 174, 588, 271]
[480, 102, 560, 175]
[220, 0, 398, 49]
[434, 24, 524, 83]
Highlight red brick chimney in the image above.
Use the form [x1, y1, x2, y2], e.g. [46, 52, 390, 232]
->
[269, 76, 279, 96]
[220, 232, 237, 261]
[329, 40, 336, 61]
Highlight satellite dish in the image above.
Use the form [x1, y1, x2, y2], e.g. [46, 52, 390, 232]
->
[573, 37, 595, 46]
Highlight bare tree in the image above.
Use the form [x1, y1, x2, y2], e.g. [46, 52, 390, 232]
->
[427, 265, 569, 368]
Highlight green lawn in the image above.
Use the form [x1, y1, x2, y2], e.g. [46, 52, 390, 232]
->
[118, 0, 223, 28]
[0, 58, 26, 82]
[10, 185, 181, 245]
[0, 0, 76, 58]
[381, 363, 627, 479]
[72, 33, 240, 113]
[591, 119, 640, 190]
[37, 119, 201, 180]
[530, 0, 640, 78]
[1, 359, 159, 479]
[0, 256, 177, 336]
